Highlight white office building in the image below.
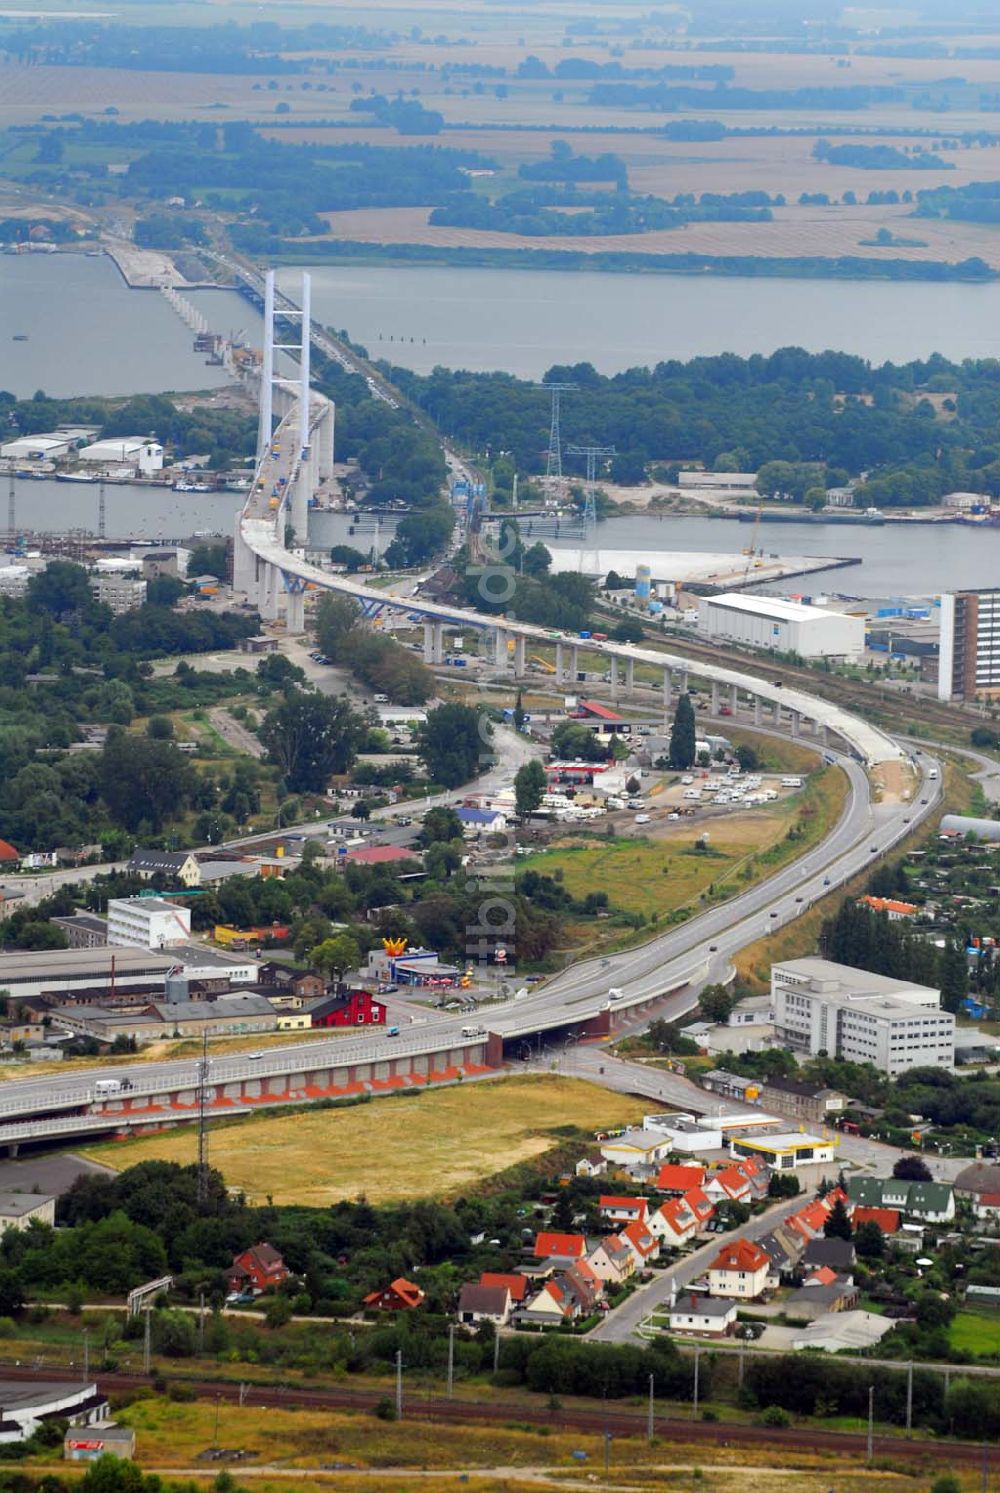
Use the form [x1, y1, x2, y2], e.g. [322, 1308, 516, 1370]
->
[771, 957, 954, 1076]
[107, 897, 192, 951]
[698, 594, 864, 660]
[90, 574, 147, 614]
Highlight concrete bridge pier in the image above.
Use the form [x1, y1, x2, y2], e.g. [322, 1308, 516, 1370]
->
[609, 659, 619, 701]
[555, 642, 564, 684]
[284, 586, 305, 635]
[570, 645, 579, 682]
[679, 670, 689, 695]
[513, 636, 527, 677]
[494, 628, 508, 672]
[730, 683, 739, 712]
[711, 680, 721, 714]
[754, 697, 764, 727]
[625, 658, 635, 693]
[260, 563, 280, 621]
[790, 709, 801, 737]
[423, 621, 445, 665]
[662, 668, 672, 709]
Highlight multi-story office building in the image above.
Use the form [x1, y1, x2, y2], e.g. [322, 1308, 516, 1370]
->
[938, 588, 1000, 701]
[106, 897, 192, 950]
[771, 957, 954, 1077]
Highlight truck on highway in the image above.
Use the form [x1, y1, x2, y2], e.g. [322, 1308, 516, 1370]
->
[94, 1078, 133, 1097]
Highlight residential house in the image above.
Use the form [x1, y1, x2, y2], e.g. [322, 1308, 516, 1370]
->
[565, 1259, 604, 1316]
[575, 1152, 608, 1180]
[479, 1272, 528, 1307]
[707, 1238, 770, 1300]
[801, 1238, 856, 1273]
[656, 1164, 706, 1194]
[456, 1284, 511, 1326]
[851, 1206, 901, 1235]
[846, 1176, 955, 1224]
[684, 1187, 717, 1230]
[972, 1192, 1000, 1223]
[455, 807, 507, 836]
[758, 1223, 805, 1280]
[306, 988, 387, 1028]
[256, 964, 325, 1004]
[599, 1128, 673, 1172]
[759, 1076, 847, 1125]
[599, 1195, 648, 1226]
[622, 1219, 660, 1267]
[225, 1244, 289, 1296]
[955, 1161, 1000, 1210]
[586, 1234, 635, 1286]
[127, 849, 200, 886]
[521, 1275, 581, 1324]
[362, 1278, 425, 1311]
[704, 1165, 751, 1206]
[786, 1198, 834, 1243]
[0, 841, 20, 871]
[648, 1197, 698, 1250]
[533, 1232, 586, 1266]
[669, 1295, 737, 1339]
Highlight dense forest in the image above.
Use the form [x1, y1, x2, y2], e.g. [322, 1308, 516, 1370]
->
[389, 348, 1000, 500]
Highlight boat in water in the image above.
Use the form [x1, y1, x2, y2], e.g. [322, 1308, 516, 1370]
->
[55, 472, 97, 483]
[11, 334, 27, 342]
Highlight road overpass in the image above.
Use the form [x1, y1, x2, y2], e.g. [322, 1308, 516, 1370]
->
[0, 270, 941, 1148]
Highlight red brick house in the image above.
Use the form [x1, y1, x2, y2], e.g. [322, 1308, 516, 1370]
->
[362, 1277, 425, 1311]
[308, 988, 387, 1028]
[226, 1243, 289, 1296]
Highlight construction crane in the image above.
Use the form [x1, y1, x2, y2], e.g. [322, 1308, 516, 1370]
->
[741, 499, 763, 584]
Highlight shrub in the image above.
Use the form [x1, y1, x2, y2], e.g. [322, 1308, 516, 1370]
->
[761, 1405, 791, 1428]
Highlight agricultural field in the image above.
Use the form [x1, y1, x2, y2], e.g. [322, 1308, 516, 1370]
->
[79, 1074, 648, 1205]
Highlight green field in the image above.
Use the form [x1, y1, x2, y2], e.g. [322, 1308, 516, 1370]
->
[950, 1310, 1000, 1357]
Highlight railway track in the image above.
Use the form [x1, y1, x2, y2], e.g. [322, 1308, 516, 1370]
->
[0, 1365, 986, 1472]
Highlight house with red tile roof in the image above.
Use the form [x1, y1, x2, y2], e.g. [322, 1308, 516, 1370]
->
[565, 1259, 604, 1315]
[0, 840, 20, 869]
[851, 1206, 901, 1235]
[685, 1187, 716, 1228]
[648, 1197, 698, 1249]
[656, 1163, 706, 1194]
[479, 1271, 529, 1303]
[521, 1273, 589, 1323]
[533, 1231, 586, 1263]
[225, 1243, 289, 1296]
[705, 1164, 752, 1205]
[599, 1195, 648, 1225]
[972, 1191, 1000, 1222]
[859, 895, 918, 921]
[804, 1265, 838, 1287]
[786, 1198, 833, 1241]
[586, 1234, 636, 1285]
[362, 1277, 425, 1311]
[707, 1238, 770, 1299]
[622, 1219, 660, 1265]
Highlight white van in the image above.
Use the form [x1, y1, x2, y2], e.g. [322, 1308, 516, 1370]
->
[608, 987, 623, 1001]
[781, 776, 803, 788]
